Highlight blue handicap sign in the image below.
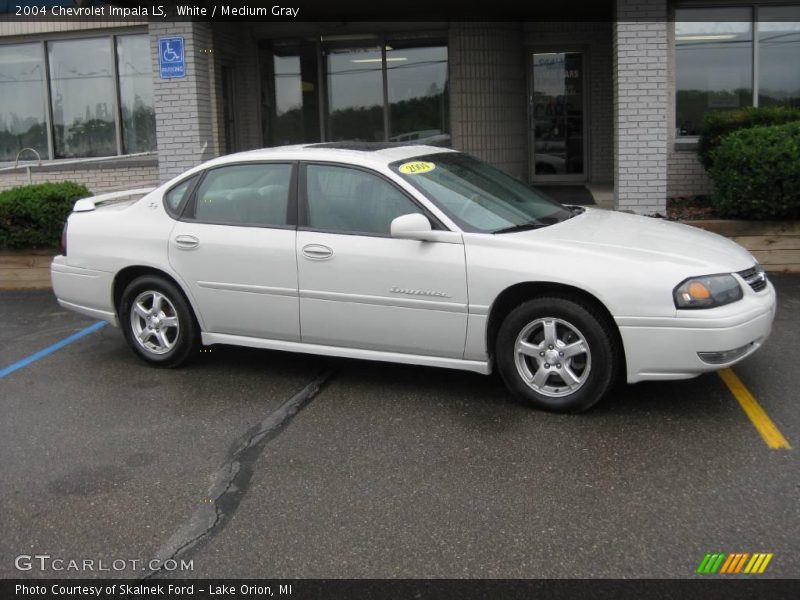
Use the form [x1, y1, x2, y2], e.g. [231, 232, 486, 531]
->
[159, 37, 185, 79]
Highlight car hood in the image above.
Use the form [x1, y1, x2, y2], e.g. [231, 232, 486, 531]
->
[502, 208, 755, 274]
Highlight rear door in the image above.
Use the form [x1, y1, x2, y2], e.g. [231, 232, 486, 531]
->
[167, 162, 300, 341]
[296, 162, 468, 358]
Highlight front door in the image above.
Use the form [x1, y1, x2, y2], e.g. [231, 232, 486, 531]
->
[530, 51, 587, 182]
[296, 162, 468, 358]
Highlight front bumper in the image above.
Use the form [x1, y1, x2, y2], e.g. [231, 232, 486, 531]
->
[619, 280, 776, 383]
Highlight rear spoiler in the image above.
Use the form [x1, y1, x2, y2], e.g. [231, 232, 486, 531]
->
[73, 187, 157, 212]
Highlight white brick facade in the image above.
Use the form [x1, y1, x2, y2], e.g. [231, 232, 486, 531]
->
[613, 0, 669, 214]
[0, 162, 158, 194]
[667, 148, 713, 198]
[448, 23, 528, 180]
[149, 21, 217, 183]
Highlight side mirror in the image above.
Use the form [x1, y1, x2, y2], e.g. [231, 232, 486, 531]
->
[390, 213, 462, 244]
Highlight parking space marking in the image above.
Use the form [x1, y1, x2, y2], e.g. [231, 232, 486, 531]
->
[718, 368, 791, 450]
[0, 321, 107, 380]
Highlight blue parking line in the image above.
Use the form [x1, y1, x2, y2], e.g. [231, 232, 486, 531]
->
[0, 321, 107, 379]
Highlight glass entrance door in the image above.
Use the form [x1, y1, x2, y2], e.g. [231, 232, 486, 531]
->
[530, 51, 586, 181]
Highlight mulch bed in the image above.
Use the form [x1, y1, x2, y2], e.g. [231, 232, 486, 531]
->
[666, 195, 720, 221]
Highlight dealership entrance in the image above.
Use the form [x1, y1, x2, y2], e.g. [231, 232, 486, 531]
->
[530, 50, 587, 183]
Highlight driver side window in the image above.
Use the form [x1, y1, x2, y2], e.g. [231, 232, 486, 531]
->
[305, 164, 422, 235]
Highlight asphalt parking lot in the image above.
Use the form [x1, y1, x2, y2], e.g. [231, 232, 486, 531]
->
[1, 275, 798, 580]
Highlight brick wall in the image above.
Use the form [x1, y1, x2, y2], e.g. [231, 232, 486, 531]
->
[667, 148, 713, 198]
[0, 162, 159, 194]
[448, 23, 528, 180]
[613, 0, 669, 214]
[149, 21, 217, 184]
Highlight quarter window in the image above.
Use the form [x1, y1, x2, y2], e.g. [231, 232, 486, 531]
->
[193, 164, 292, 227]
[305, 164, 422, 235]
[164, 174, 198, 216]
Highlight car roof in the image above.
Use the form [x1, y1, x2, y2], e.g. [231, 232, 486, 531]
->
[202, 143, 457, 170]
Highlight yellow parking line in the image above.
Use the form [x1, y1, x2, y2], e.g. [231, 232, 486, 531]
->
[718, 368, 791, 450]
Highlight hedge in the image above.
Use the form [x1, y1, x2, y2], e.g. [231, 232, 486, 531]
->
[709, 122, 800, 220]
[698, 106, 800, 170]
[0, 181, 89, 249]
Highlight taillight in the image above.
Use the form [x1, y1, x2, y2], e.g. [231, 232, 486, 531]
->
[60, 221, 68, 256]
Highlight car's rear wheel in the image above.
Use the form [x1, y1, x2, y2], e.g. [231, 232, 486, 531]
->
[495, 297, 618, 413]
[120, 275, 199, 367]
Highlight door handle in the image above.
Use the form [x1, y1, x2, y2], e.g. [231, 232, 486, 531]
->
[302, 244, 333, 260]
[174, 234, 200, 250]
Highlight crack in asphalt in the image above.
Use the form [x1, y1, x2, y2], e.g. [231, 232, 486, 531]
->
[143, 369, 336, 578]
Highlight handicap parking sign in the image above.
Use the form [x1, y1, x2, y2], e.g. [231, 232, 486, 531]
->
[159, 37, 186, 79]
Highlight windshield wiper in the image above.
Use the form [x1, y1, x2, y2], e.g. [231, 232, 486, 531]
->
[491, 222, 547, 234]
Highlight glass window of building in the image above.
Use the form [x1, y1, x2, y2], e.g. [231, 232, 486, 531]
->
[675, 7, 753, 136]
[325, 45, 385, 142]
[48, 38, 117, 157]
[0, 43, 48, 161]
[116, 34, 156, 154]
[262, 35, 449, 146]
[264, 41, 321, 146]
[758, 6, 800, 107]
[386, 41, 448, 143]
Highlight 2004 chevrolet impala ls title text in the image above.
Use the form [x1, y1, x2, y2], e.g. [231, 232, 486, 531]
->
[51, 143, 775, 412]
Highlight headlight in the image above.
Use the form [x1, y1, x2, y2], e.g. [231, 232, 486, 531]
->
[673, 274, 743, 309]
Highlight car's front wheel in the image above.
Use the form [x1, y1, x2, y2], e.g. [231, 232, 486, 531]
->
[120, 275, 199, 367]
[495, 297, 618, 413]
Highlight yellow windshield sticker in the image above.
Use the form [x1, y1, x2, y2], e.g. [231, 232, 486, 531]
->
[398, 161, 436, 175]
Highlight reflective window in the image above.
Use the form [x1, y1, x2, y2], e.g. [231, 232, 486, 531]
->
[758, 6, 800, 107]
[48, 38, 117, 157]
[676, 8, 753, 136]
[532, 52, 584, 175]
[306, 164, 421, 235]
[387, 43, 448, 143]
[0, 43, 48, 161]
[117, 35, 156, 153]
[262, 38, 449, 145]
[325, 46, 385, 141]
[265, 42, 321, 146]
[194, 164, 292, 226]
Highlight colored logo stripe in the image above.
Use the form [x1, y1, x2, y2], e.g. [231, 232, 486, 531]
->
[697, 553, 773, 574]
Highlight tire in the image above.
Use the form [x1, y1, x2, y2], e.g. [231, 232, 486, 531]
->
[119, 275, 199, 368]
[495, 297, 618, 413]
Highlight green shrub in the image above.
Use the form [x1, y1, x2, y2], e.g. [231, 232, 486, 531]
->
[0, 181, 89, 249]
[709, 122, 800, 220]
[698, 106, 800, 170]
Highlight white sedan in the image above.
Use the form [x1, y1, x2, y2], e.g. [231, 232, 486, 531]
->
[51, 144, 776, 412]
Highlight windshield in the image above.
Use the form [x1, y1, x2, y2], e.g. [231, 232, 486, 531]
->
[390, 153, 574, 233]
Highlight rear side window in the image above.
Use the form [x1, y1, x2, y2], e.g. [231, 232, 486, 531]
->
[305, 164, 422, 235]
[164, 174, 198, 216]
[193, 163, 292, 227]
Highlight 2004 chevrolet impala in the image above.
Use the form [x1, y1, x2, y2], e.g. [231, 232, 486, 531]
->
[51, 144, 776, 412]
